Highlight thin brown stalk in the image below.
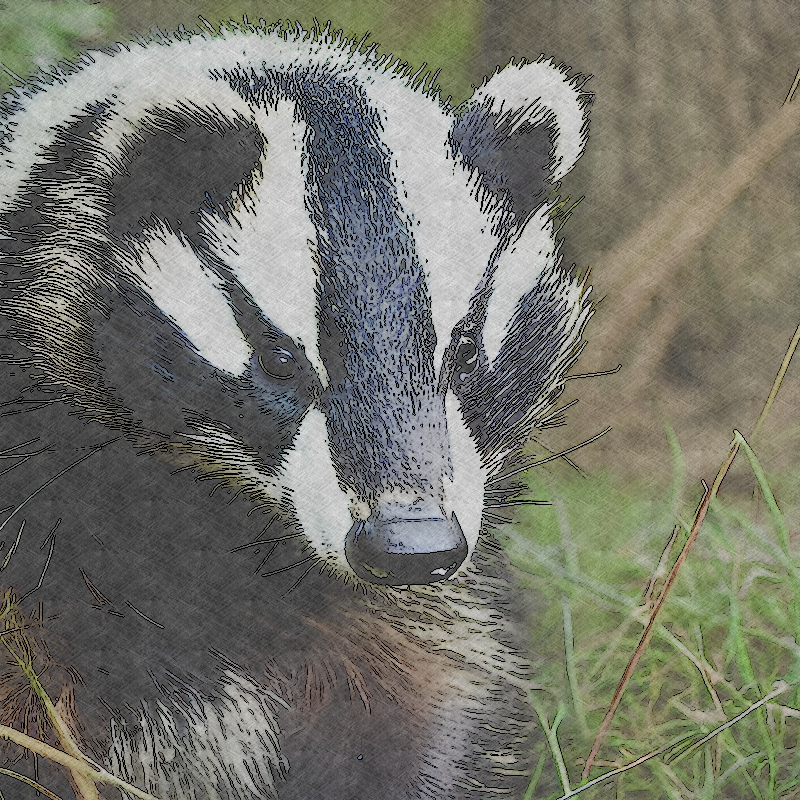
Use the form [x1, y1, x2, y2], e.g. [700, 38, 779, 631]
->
[581, 476, 718, 779]
[0, 724, 162, 800]
[583, 309, 800, 778]
[752, 315, 800, 439]
[783, 66, 800, 105]
[581, 77, 800, 780]
[641, 523, 682, 609]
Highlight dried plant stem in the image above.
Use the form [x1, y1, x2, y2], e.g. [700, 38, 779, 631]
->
[1, 615, 99, 800]
[0, 725, 89, 783]
[564, 681, 788, 799]
[0, 766, 64, 800]
[1, 593, 163, 800]
[582, 306, 800, 779]
[0, 724, 162, 800]
[581, 477, 716, 779]
[784, 66, 800, 104]
[752, 315, 800, 438]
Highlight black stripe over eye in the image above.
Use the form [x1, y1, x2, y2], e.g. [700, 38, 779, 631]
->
[258, 347, 299, 380]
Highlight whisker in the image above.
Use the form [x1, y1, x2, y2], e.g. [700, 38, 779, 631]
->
[483, 512, 512, 525]
[483, 483, 527, 497]
[256, 541, 281, 573]
[0, 454, 34, 479]
[226, 488, 244, 505]
[230, 532, 303, 553]
[20, 520, 60, 602]
[0, 438, 119, 537]
[257, 514, 280, 536]
[525, 436, 586, 477]
[0, 520, 25, 570]
[81, 567, 114, 606]
[0, 437, 43, 456]
[284, 562, 317, 594]
[262, 554, 315, 578]
[538, 398, 579, 425]
[125, 600, 165, 629]
[487, 426, 611, 484]
[484, 500, 552, 508]
[564, 363, 621, 381]
[538, 418, 567, 430]
[1, 444, 52, 460]
[1, 399, 67, 415]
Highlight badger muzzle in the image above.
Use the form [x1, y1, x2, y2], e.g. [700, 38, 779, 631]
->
[345, 511, 468, 586]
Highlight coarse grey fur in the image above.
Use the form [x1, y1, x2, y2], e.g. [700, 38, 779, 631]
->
[0, 21, 592, 800]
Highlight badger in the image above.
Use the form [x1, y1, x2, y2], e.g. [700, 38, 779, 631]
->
[0, 21, 592, 800]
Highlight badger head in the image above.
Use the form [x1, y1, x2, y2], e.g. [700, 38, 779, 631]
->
[0, 27, 591, 588]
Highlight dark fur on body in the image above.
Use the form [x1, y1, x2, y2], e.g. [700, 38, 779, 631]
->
[0, 24, 591, 800]
[1, 389, 536, 799]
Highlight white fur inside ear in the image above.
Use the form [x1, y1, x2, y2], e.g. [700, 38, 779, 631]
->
[472, 60, 587, 182]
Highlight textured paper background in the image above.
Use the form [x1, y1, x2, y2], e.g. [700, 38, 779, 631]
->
[3, 3, 800, 797]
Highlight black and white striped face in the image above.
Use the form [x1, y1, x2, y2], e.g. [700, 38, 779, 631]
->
[0, 28, 591, 586]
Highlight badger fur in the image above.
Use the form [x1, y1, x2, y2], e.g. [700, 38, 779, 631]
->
[0, 22, 591, 800]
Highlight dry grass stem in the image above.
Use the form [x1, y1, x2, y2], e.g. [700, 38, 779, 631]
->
[582, 294, 800, 778]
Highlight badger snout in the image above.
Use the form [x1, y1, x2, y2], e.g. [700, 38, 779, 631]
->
[345, 511, 468, 586]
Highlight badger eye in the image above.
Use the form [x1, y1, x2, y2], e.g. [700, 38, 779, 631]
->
[258, 347, 299, 380]
[453, 335, 479, 381]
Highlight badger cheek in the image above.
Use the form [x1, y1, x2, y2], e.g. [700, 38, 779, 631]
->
[280, 407, 353, 575]
[443, 392, 486, 561]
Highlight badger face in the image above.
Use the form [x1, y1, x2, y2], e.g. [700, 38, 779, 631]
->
[0, 29, 591, 588]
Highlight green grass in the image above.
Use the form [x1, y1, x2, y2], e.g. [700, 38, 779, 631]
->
[0, 1, 114, 93]
[500, 450, 800, 799]
[0, 0, 481, 104]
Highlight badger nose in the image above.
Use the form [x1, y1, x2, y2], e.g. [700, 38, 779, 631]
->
[345, 512, 468, 586]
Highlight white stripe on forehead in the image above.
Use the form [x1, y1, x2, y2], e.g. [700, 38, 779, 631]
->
[483, 206, 555, 366]
[202, 101, 328, 387]
[1, 29, 506, 382]
[123, 222, 252, 374]
[1, 30, 422, 214]
[371, 81, 501, 375]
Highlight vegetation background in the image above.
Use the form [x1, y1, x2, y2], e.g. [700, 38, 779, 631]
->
[2, 1, 800, 798]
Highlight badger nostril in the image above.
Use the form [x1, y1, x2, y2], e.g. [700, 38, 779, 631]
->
[345, 513, 468, 586]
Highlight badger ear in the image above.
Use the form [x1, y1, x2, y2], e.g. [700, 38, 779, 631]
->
[450, 60, 590, 221]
